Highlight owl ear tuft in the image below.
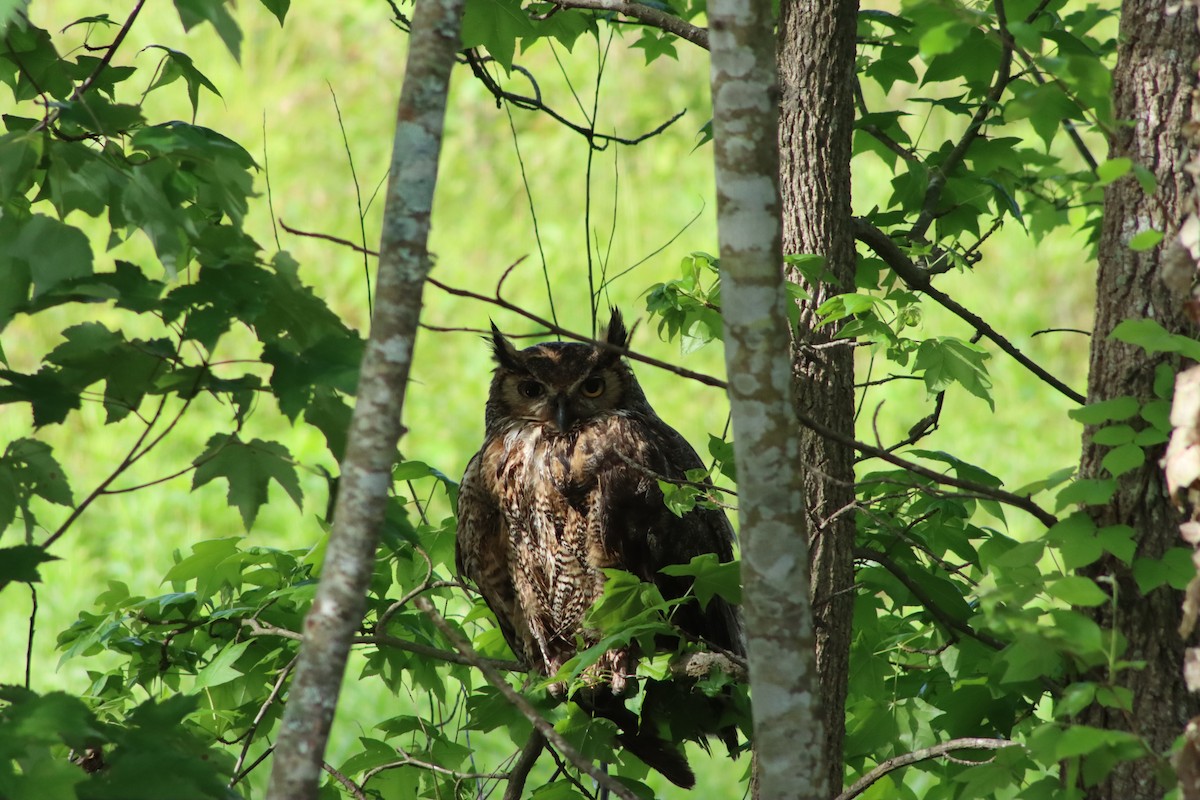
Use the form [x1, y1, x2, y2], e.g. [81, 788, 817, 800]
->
[489, 322, 522, 370]
[605, 308, 628, 350]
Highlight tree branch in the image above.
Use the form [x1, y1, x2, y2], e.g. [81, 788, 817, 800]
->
[240, 618, 525, 673]
[279, 219, 729, 389]
[462, 50, 687, 149]
[835, 738, 1022, 800]
[854, 546, 1007, 651]
[908, 0, 1014, 242]
[414, 597, 640, 800]
[795, 407, 1059, 528]
[503, 731, 546, 800]
[851, 217, 1086, 405]
[548, 0, 709, 49]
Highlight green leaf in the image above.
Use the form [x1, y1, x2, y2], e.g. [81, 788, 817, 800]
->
[1055, 478, 1116, 510]
[1110, 318, 1200, 360]
[1095, 157, 1131, 185]
[1154, 362, 1176, 399]
[1100, 443, 1145, 478]
[1091, 425, 1135, 446]
[659, 554, 741, 607]
[194, 639, 251, 689]
[0, 545, 58, 590]
[913, 337, 994, 408]
[144, 46, 222, 117]
[1128, 229, 1164, 251]
[0, 131, 40, 203]
[1068, 396, 1139, 424]
[191, 434, 303, 529]
[173, 0, 243, 61]
[4, 214, 94, 298]
[461, 0, 535, 71]
[1131, 557, 1169, 594]
[257, 0, 290, 24]
[1054, 682, 1096, 718]
[1047, 575, 1108, 607]
[2, 438, 74, 511]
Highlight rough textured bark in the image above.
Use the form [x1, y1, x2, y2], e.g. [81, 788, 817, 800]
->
[777, 0, 859, 791]
[709, 0, 825, 796]
[263, 2, 463, 797]
[1079, 2, 1200, 798]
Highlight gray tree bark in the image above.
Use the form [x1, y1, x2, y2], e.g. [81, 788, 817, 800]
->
[708, 0, 825, 796]
[263, 1, 463, 797]
[1079, 2, 1200, 798]
[777, 0, 860, 791]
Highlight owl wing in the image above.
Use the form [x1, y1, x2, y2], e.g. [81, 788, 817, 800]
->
[455, 447, 528, 665]
[597, 413, 745, 656]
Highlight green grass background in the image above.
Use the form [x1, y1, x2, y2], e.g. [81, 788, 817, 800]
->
[2, 1, 1097, 796]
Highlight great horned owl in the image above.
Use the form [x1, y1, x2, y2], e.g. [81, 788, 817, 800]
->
[455, 310, 743, 786]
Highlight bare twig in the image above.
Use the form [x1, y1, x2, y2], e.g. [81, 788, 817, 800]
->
[835, 738, 1022, 800]
[277, 220, 729, 389]
[240, 617, 525, 673]
[33, 0, 146, 133]
[43, 362, 203, 550]
[359, 747, 508, 785]
[25, 586, 36, 690]
[414, 597, 639, 800]
[231, 657, 297, 785]
[463, 50, 688, 150]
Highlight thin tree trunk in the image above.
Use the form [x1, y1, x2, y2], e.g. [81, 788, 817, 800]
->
[777, 0, 859, 791]
[263, 1, 463, 797]
[708, 0, 825, 795]
[1080, 2, 1200, 798]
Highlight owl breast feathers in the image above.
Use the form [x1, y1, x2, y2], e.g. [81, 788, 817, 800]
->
[455, 310, 744, 697]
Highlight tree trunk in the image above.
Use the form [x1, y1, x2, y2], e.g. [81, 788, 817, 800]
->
[264, 1, 464, 796]
[1080, 2, 1200, 797]
[708, 0, 825, 794]
[777, 0, 860, 791]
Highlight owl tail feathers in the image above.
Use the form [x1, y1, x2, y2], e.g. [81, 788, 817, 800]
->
[571, 688, 696, 790]
[617, 728, 696, 789]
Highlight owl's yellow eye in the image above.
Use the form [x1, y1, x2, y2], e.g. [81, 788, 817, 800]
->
[580, 376, 605, 398]
[517, 380, 544, 399]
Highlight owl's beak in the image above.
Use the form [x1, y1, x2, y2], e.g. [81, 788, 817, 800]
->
[554, 395, 573, 433]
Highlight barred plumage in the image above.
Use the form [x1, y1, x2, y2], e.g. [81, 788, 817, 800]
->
[455, 310, 743, 788]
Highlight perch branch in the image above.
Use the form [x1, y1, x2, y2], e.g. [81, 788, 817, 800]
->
[835, 738, 1022, 800]
[414, 597, 640, 800]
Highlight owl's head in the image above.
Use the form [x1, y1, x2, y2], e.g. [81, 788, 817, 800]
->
[485, 310, 647, 434]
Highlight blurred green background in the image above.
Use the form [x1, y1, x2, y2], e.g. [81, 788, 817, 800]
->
[2, 1, 1096, 795]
